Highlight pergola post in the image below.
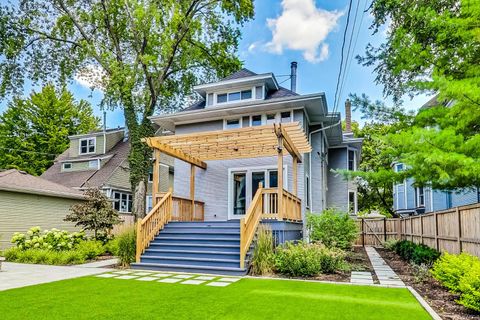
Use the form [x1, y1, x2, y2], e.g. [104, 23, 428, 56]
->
[190, 164, 195, 218]
[277, 136, 283, 221]
[152, 150, 160, 207]
[293, 156, 298, 196]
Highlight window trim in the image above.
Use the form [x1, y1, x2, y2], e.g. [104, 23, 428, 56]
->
[79, 137, 96, 155]
[112, 191, 133, 213]
[214, 87, 254, 105]
[348, 149, 356, 171]
[223, 117, 243, 130]
[62, 163, 72, 170]
[348, 190, 358, 215]
[416, 187, 425, 207]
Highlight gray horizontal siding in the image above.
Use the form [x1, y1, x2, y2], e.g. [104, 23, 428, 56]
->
[326, 148, 349, 212]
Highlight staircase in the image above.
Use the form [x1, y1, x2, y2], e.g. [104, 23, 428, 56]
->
[131, 221, 247, 276]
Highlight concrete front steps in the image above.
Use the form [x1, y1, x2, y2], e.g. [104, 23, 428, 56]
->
[131, 221, 247, 276]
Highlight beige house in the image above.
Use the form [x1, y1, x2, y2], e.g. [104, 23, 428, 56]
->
[0, 169, 85, 249]
[42, 128, 173, 214]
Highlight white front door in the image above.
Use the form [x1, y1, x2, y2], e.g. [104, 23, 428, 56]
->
[228, 166, 287, 219]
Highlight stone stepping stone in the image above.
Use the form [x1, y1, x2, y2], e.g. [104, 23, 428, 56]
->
[172, 274, 194, 279]
[116, 275, 138, 280]
[158, 278, 182, 283]
[132, 272, 152, 276]
[206, 282, 231, 287]
[217, 277, 241, 283]
[181, 280, 205, 285]
[195, 276, 216, 281]
[112, 271, 131, 275]
[96, 273, 117, 278]
[135, 277, 158, 281]
[150, 273, 172, 278]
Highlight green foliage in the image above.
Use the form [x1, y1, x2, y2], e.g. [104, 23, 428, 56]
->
[0, 0, 254, 217]
[306, 210, 358, 250]
[251, 224, 275, 276]
[2, 246, 104, 265]
[0, 85, 99, 175]
[458, 263, 480, 312]
[112, 225, 136, 267]
[11, 227, 85, 251]
[65, 188, 121, 239]
[393, 240, 440, 266]
[76, 241, 106, 260]
[354, 0, 480, 190]
[274, 242, 346, 277]
[383, 239, 399, 251]
[411, 263, 431, 284]
[431, 252, 478, 292]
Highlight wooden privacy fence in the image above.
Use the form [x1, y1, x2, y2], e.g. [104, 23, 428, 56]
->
[355, 203, 480, 258]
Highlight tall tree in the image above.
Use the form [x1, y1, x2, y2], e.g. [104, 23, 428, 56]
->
[0, 1, 254, 217]
[357, 0, 480, 190]
[0, 85, 99, 175]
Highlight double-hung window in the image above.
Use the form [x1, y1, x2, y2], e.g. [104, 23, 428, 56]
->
[79, 138, 95, 154]
[416, 187, 425, 207]
[113, 191, 132, 213]
[348, 150, 355, 171]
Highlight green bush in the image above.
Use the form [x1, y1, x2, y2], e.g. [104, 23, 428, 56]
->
[11, 227, 85, 251]
[76, 241, 105, 260]
[458, 263, 480, 312]
[393, 240, 440, 265]
[306, 209, 357, 250]
[383, 239, 399, 251]
[274, 242, 346, 277]
[431, 252, 478, 292]
[251, 224, 275, 275]
[104, 239, 119, 255]
[2, 247, 87, 265]
[115, 225, 136, 267]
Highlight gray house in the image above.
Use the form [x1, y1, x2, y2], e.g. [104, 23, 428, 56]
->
[132, 63, 362, 274]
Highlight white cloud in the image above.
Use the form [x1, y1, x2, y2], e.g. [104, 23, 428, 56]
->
[265, 0, 343, 63]
[74, 64, 107, 91]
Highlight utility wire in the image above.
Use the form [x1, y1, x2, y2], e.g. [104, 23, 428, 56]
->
[0, 146, 59, 157]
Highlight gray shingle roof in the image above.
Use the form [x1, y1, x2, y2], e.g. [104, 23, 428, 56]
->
[0, 169, 84, 199]
[221, 68, 257, 81]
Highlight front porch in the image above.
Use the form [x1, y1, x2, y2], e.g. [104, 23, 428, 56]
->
[134, 122, 311, 273]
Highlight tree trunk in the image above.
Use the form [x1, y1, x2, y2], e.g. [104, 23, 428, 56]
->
[133, 180, 146, 219]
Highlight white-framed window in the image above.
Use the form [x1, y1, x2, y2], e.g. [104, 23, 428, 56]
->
[79, 137, 96, 155]
[255, 85, 264, 99]
[62, 163, 72, 170]
[250, 115, 263, 126]
[416, 187, 425, 207]
[348, 149, 356, 171]
[223, 118, 242, 130]
[280, 111, 292, 123]
[231, 110, 293, 129]
[348, 191, 358, 215]
[395, 163, 404, 172]
[113, 191, 132, 213]
[146, 195, 153, 213]
[266, 113, 277, 124]
[88, 159, 99, 169]
[216, 89, 253, 104]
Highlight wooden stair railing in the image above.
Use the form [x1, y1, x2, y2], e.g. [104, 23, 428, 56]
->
[135, 189, 173, 262]
[240, 183, 264, 269]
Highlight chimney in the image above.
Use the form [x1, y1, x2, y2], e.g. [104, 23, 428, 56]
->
[345, 99, 352, 133]
[290, 61, 297, 93]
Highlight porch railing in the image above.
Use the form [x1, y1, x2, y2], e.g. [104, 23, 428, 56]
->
[136, 189, 173, 262]
[156, 194, 205, 221]
[240, 185, 302, 268]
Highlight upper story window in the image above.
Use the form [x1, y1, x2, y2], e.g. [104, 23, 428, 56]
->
[251, 115, 262, 126]
[62, 163, 72, 170]
[266, 113, 277, 124]
[216, 89, 252, 104]
[224, 118, 242, 129]
[416, 187, 425, 207]
[395, 163, 404, 172]
[348, 149, 356, 171]
[224, 110, 293, 130]
[113, 191, 132, 213]
[79, 137, 95, 154]
[280, 111, 292, 123]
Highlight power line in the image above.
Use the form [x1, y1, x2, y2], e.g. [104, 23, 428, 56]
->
[0, 147, 59, 157]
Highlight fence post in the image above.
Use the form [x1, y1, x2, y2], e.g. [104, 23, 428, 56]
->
[420, 215, 424, 245]
[410, 217, 413, 242]
[361, 218, 365, 247]
[434, 211, 439, 251]
[383, 217, 387, 242]
[457, 207, 462, 254]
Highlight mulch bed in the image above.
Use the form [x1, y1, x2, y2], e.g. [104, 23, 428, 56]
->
[377, 248, 479, 320]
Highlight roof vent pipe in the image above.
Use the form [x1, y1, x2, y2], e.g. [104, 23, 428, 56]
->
[290, 61, 297, 93]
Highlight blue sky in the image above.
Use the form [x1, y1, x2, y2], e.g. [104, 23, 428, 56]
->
[1, 0, 431, 129]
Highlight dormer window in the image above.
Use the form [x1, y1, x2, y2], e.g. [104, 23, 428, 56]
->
[79, 137, 95, 154]
[216, 89, 253, 104]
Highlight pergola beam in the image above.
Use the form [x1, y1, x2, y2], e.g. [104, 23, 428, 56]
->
[143, 137, 207, 169]
[275, 124, 302, 162]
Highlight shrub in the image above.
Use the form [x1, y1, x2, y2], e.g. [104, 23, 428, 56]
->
[11, 227, 85, 251]
[393, 240, 440, 265]
[431, 252, 478, 292]
[307, 209, 358, 250]
[115, 225, 136, 267]
[3, 248, 87, 265]
[104, 239, 119, 255]
[383, 239, 399, 251]
[458, 264, 480, 312]
[76, 240, 105, 260]
[251, 224, 275, 275]
[411, 263, 431, 284]
[274, 242, 346, 277]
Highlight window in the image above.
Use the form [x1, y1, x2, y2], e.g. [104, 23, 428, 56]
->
[255, 86, 263, 99]
[79, 138, 95, 154]
[88, 160, 99, 169]
[62, 163, 72, 170]
[148, 170, 154, 183]
[146, 196, 153, 213]
[446, 191, 453, 209]
[280, 111, 292, 123]
[349, 191, 357, 214]
[225, 118, 241, 129]
[416, 187, 425, 207]
[348, 150, 355, 171]
[113, 191, 132, 213]
[251, 115, 262, 126]
[266, 113, 276, 124]
[395, 163, 404, 172]
[216, 89, 252, 104]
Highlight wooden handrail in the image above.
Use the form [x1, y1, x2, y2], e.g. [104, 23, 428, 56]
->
[136, 189, 173, 262]
[240, 183, 264, 269]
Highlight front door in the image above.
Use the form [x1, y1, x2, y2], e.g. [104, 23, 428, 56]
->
[229, 167, 285, 219]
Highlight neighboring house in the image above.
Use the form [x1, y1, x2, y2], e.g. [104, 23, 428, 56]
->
[392, 96, 480, 216]
[132, 63, 363, 275]
[42, 128, 174, 214]
[0, 169, 85, 249]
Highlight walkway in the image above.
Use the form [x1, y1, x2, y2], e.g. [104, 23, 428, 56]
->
[365, 246, 404, 286]
[0, 262, 113, 291]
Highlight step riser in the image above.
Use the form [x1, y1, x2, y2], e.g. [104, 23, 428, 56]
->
[149, 244, 239, 253]
[167, 222, 240, 228]
[143, 251, 240, 260]
[131, 263, 246, 276]
[153, 238, 240, 245]
[140, 257, 240, 268]
[157, 233, 240, 239]
[162, 227, 240, 233]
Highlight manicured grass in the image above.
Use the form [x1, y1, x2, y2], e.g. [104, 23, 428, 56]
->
[0, 276, 431, 319]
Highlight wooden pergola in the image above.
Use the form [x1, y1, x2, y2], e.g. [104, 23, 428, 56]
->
[144, 122, 311, 217]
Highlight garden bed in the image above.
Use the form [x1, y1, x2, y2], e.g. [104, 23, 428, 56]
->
[377, 248, 478, 320]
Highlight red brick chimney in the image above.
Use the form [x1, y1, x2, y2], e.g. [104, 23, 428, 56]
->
[345, 99, 352, 133]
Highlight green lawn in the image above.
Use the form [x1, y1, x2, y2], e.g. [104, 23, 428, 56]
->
[0, 275, 431, 319]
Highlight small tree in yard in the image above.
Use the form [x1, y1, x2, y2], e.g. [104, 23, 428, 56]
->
[66, 188, 121, 240]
